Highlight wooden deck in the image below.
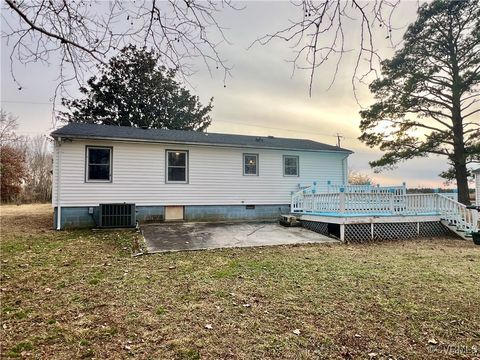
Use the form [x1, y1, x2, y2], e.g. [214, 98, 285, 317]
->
[299, 213, 441, 224]
[289, 183, 478, 242]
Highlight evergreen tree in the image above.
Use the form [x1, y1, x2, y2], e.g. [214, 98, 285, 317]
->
[61, 45, 213, 131]
[359, 0, 479, 204]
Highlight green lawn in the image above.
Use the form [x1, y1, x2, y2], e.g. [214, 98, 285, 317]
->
[1, 204, 479, 359]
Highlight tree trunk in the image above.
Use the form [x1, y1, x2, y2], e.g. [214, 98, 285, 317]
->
[448, 26, 470, 206]
[451, 91, 470, 205]
[451, 103, 470, 205]
[453, 160, 470, 205]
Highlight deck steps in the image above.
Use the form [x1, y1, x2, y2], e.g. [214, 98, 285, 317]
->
[291, 185, 478, 241]
[440, 220, 473, 240]
[279, 215, 301, 227]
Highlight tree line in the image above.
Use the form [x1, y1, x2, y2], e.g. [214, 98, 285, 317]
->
[0, 110, 52, 203]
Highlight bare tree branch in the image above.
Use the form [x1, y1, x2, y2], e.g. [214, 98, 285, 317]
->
[2, 0, 240, 126]
[250, 0, 403, 97]
[0, 109, 22, 146]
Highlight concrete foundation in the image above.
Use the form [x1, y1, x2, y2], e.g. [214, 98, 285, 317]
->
[184, 204, 290, 222]
[53, 204, 291, 229]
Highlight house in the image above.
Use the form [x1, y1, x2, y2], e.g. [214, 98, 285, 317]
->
[474, 167, 480, 205]
[51, 123, 352, 229]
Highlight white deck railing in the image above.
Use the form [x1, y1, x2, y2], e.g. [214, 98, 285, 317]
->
[297, 182, 407, 196]
[436, 194, 478, 232]
[291, 191, 478, 233]
[327, 183, 407, 196]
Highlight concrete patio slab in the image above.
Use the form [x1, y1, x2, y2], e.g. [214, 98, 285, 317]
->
[141, 221, 338, 253]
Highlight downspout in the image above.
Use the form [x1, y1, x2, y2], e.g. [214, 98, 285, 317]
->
[56, 137, 62, 230]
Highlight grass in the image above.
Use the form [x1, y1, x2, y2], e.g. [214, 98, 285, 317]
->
[1, 204, 479, 359]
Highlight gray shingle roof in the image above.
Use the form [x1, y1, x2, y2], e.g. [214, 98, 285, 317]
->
[51, 123, 352, 153]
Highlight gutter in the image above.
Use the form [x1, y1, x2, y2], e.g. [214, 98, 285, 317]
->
[56, 137, 62, 230]
[50, 134, 354, 154]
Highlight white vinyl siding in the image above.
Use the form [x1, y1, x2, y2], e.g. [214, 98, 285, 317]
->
[53, 139, 348, 207]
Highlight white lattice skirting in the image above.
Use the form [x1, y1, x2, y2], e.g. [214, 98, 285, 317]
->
[302, 220, 451, 242]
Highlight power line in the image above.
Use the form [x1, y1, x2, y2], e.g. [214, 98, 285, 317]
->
[1, 100, 360, 142]
[1, 100, 58, 105]
[216, 119, 359, 141]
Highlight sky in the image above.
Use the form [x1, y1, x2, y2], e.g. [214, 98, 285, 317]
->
[0, 1, 458, 188]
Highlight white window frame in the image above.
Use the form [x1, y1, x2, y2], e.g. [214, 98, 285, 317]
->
[243, 153, 259, 176]
[166, 150, 189, 184]
[85, 146, 113, 183]
[283, 155, 299, 177]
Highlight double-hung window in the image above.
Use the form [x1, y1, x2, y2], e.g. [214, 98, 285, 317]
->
[283, 155, 299, 176]
[243, 153, 259, 176]
[166, 150, 188, 183]
[86, 146, 112, 182]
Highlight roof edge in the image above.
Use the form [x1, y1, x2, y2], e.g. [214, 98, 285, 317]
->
[50, 133, 354, 154]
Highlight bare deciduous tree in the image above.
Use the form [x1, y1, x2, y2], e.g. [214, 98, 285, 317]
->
[0, 112, 27, 202]
[348, 169, 374, 185]
[0, 110, 52, 203]
[251, 0, 402, 96]
[22, 135, 53, 203]
[0, 110, 21, 146]
[2, 0, 239, 103]
[3, 0, 406, 101]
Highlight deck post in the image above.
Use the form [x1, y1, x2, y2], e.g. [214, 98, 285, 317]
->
[472, 210, 479, 232]
[339, 187, 345, 213]
[340, 224, 345, 242]
[290, 191, 294, 212]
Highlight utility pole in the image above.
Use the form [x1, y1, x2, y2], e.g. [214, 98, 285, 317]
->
[336, 133, 343, 147]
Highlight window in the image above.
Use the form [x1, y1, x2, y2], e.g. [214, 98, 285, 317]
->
[243, 153, 258, 176]
[283, 155, 299, 176]
[166, 150, 188, 183]
[86, 147, 112, 182]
